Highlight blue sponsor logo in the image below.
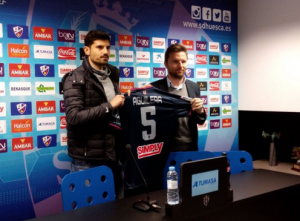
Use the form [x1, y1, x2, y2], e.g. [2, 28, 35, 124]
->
[7, 24, 29, 39]
[11, 102, 32, 115]
[221, 43, 231, 52]
[168, 38, 180, 46]
[119, 66, 134, 78]
[35, 64, 55, 77]
[185, 68, 194, 78]
[222, 95, 232, 104]
[37, 134, 57, 148]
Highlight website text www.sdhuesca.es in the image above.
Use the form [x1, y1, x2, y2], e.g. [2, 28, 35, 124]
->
[183, 21, 231, 32]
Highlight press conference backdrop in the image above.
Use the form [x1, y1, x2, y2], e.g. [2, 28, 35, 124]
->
[0, 0, 237, 220]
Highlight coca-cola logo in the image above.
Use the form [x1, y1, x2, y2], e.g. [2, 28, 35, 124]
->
[58, 47, 76, 60]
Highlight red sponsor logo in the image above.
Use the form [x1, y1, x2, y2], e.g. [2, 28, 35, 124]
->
[12, 137, 33, 151]
[182, 40, 194, 50]
[118, 35, 133, 46]
[8, 44, 30, 58]
[58, 47, 76, 60]
[222, 118, 232, 128]
[11, 119, 33, 133]
[60, 116, 67, 129]
[62, 135, 68, 143]
[222, 69, 231, 78]
[196, 55, 207, 64]
[119, 82, 134, 93]
[137, 142, 163, 159]
[33, 27, 53, 41]
[36, 101, 56, 114]
[9, 63, 31, 77]
[209, 81, 220, 91]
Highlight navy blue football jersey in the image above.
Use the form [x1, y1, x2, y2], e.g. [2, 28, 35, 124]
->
[121, 86, 192, 191]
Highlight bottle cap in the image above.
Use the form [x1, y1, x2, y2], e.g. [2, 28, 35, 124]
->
[169, 166, 175, 171]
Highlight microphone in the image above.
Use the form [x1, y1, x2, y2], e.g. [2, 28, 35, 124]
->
[125, 144, 162, 212]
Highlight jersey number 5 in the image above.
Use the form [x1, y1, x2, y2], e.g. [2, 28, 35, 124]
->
[141, 106, 156, 141]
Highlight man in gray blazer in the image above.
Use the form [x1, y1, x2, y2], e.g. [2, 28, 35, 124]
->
[151, 43, 207, 151]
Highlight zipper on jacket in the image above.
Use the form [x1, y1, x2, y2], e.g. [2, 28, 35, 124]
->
[84, 146, 87, 156]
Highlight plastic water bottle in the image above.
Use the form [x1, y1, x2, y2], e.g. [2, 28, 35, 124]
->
[167, 166, 179, 205]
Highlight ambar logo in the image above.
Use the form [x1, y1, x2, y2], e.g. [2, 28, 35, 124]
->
[12, 137, 33, 152]
[8, 44, 30, 58]
[36, 101, 56, 114]
[182, 40, 194, 50]
[222, 118, 232, 128]
[119, 35, 133, 46]
[11, 119, 32, 133]
[33, 27, 53, 41]
[9, 63, 31, 77]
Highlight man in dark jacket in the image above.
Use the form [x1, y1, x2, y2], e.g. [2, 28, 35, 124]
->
[62, 30, 125, 199]
[151, 43, 207, 151]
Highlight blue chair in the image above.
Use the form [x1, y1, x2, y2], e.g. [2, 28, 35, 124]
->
[212, 151, 253, 174]
[163, 151, 216, 189]
[61, 166, 115, 211]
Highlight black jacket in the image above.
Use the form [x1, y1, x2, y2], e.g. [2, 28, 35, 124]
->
[61, 57, 121, 161]
[151, 77, 207, 151]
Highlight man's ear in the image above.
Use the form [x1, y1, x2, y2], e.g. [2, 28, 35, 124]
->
[83, 46, 90, 56]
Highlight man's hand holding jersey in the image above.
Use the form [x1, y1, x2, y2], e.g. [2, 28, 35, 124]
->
[191, 98, 205, 114]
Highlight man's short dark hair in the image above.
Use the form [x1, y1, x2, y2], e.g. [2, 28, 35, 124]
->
[84, 30, 110, 47]
[164, 43, 188, 63]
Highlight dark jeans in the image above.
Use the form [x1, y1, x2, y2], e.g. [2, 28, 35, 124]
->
[71, 159, 124, 199]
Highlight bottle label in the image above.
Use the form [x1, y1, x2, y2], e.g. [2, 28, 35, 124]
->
[167, 180, 178, 189]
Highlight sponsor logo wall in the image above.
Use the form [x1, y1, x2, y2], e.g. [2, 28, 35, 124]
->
[0, 0, 237, 220]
